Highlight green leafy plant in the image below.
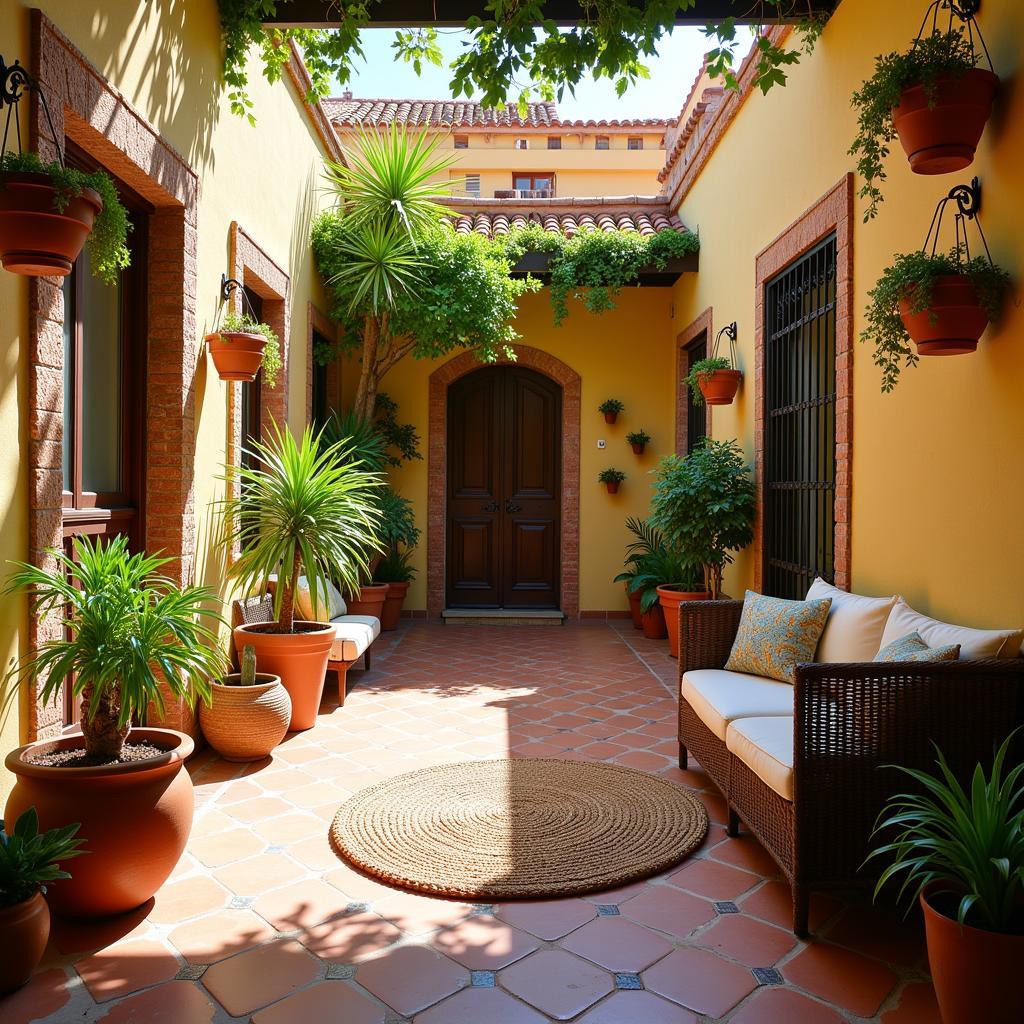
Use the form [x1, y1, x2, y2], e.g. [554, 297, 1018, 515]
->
[626, 429, 651, 447]
[1, 536, 225, 763]
[218, 310, 283, 388]
[373, 547, 417, 584]
[683, 356, 733, 406]
[599, 468, 626, 485]
[850, 29, 979, 220]
[1, 151, 130, 284]
[629, 547, 701, 613]
[320, 407, 390, 472]
[599, 399, 624, 416]
[221, 421, 383, 633]
[649, 439, 756, 600]
[866, 731, 1024, 934]
[0, 807, 87, 908]
[861, 247, 1010, 392]
[378, 487, 420, 553]
[613, 516, 664, 594]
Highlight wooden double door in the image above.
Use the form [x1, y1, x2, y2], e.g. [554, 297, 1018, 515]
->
[446, 366, 561, 609]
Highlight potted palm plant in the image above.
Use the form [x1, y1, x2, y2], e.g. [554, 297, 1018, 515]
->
[626, 547, 695, 642]
[1, 536, 223, 918]
[224, 422, 382, 732]
[205, 310, 282, 385]
[613, 517, 664, 630]
[867, 732, 1024, 1024]
[599, 468, 625, 494]
[0, 808, 85, 993]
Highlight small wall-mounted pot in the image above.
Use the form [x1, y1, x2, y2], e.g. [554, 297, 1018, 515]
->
[206, 331, 267, 382]
[603, 410, 618, 424]
[604, 480, 620, 494]
[698, 369, 743, 406]
[630, 442, 646, 455]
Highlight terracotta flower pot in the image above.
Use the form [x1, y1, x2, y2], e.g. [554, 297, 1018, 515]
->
[0, 891, 50, 993]
[657, 585, 713, 658]
[640, 602, 668, 640]
[205, 331, 267, 382]
[346, 583, 389, 620]
[603, 410, 618, 424]
[698, 369, 742, 406]
[378, 581, 409, 631]
[199, 674, 291, 762]
[4, 728, 194, 918]
[899, 275, 989, 356]
[631, 442, 646, 455]
[604, 481, 620, 494]
[921, 886, 1024, 1024]
[893, 69, 999, 175]
[0, 172, 101, 277]
[233, 623, 334, 732]
[626, 584, 643, 630]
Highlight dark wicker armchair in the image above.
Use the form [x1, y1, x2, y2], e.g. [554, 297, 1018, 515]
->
[677, 599, 1022, 935]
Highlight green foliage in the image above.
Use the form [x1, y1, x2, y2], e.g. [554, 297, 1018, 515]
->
[0, 807, 87, 908]
[861, 248, 1010, 392]
[626, 429, 650, 447]
[683, 356, 733, 406]
[219, 310, 282, 388]
[598, 398, 624, 416]
[599, 468, 626, 485]
[374, 394, 421, 467]
[239, 644, 257, 686]
[649, 439, 756, 599]
[321, 407, 390, 473]
[378, 487, 420, 551]
[1, 151, 130, 284]
[866, 731, 1024, 934]
[850, 30, 978, 220]
[613, 517, 698, 612]
[373, 546, 417, 584]
[221, 421, 384, 631]
[1, 536, 224, 761]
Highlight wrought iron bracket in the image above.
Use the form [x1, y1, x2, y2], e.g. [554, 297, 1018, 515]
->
[710, 321, 739, 369]
[948, 177, 981, 219]
[0, 55, 33, 107]
[922, 177, 992, 265]
[220, 274, 242, 302]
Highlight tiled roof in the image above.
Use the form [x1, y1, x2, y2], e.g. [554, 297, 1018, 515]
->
[325, 97, 673, 130]
[439, 196, 688, 240]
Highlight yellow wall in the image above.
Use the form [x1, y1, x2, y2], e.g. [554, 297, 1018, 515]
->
[671, 0, 1024, 629]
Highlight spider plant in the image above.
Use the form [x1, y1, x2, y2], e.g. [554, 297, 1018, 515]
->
[1, 536, 224, 763]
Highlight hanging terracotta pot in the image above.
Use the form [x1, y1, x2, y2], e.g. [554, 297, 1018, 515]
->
[346, 583, 389, 620]
[603, 410, 618, 424]
[378, 581, 409, 631]
[657, 585, 713, 658]
[893, 69, 999, 175]
[0, 891, 49, 993]
[640, 602, 668, 640]
[899, 274, 988, 356]
[205, 331, 267, 382]
[626, 584, 643, 630]
[698, 369, 742, 406]
[4, 729, 194, 918]
[199, 674, 291, 762]
[604, 481, 620, 494]
[630, 442, 646, 455]
[0, 172, 101, 277]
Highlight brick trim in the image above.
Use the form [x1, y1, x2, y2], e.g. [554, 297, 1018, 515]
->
[26, 13, 198, 741]
[427, 346, 581, 619]
[753, 174, 854, 592]
[675, 307, 713, 455]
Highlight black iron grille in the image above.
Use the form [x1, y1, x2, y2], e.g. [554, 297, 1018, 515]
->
[686, 332, 708, 454]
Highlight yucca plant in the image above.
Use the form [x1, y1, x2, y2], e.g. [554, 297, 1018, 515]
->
[221, 421, 383, 632]
[866, 731, 1024, 933]
[1, 536, 224, 763]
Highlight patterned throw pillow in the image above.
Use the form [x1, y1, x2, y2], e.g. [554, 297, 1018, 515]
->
[294, 575, 347, 622]
[874, 631, 960, 663]
[725, 590, 833, 684]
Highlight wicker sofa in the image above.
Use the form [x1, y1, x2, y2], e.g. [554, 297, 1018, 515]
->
[677, 598, 1023, 936]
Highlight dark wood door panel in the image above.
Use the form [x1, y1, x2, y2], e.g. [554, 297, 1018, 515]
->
[448, 371, 500, 499]
[503, 519, 557, 606]
[508, 374, 558, 499]
[447, 518, 499, 605]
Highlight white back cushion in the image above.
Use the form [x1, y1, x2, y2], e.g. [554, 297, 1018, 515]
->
[880, 598, 1022, 660]
[806, 578, 896, 663]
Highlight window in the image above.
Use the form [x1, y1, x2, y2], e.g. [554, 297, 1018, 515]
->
[513, 173, 554, 193]
[454, 135, 469, 149]
[239, 287, 264, 545]
[514, 137, 529, 150]
[763, 235, 838, 599]
[464, 173, 481, 197]
[627, 136, 643, 150]
[311, 329, 330, 429]
[547, 136, 562, 150]
[595, 136, 610, 150]
[684, 333, 708, 455]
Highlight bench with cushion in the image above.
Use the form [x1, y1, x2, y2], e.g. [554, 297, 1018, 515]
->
[677, 582, 1023, 936]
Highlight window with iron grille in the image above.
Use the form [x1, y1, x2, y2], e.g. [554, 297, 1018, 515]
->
[763, 235, 838, 600]
[514, 137, 529, 149]
[684, 332, 708, 454]
[547, 136, 561, 149]
[627, 136, 643, 150]
[463, 173, 481, 196]
[595, 135, 610, 150]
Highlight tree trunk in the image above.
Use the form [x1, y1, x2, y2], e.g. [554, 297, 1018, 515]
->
[79, 680, 129, 762]
[353, 314, 380, 421]
[278, 554, 302, 633]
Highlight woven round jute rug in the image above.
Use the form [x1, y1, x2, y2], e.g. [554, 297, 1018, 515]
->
[329, 758, 708, 899]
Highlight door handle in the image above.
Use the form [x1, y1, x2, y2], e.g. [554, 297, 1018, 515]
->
[504, 499, 522, 514]
[482, 501, 499, 513]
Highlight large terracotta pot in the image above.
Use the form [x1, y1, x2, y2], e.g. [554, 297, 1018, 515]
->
[640, 602, 668, 640]
[698, 369, 742, 406]
[346, 583, 388, 620]
[205, 331, 267, 382]
[657, 585, 713, 658]
[233, 623, 334, 732]
[0, 891, 49, 993]
[899, 275, 988, 356]
[626, 584, 643, 630]
[199, 674, 291, 762]
[4, 728, 194, 919]
[921, 886, 1024, 1024]
[893, 69, 999, 175]
[0, 172, 101, 276]
[378, 581, 409, 631]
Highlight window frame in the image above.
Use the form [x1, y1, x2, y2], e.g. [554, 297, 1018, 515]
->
[595, 135, 610, 150]
[453, 134, 469, 149]
[546, 136, 562, 150]
[627, 136, 644, 151]
[512, 172, 555, 193]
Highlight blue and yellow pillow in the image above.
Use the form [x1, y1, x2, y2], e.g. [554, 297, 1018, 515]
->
[725, 590, 832, 683]
[874, 631, 960, 663]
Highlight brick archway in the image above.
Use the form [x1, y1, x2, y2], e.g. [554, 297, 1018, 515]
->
[428, 346, 581, 618]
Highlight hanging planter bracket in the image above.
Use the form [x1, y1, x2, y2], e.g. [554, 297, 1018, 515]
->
[0, 54, 64, 167]
[922, 177, 993, 267]
[710, 321, 738, 370]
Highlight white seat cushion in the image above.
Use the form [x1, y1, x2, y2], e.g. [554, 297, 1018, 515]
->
[329, 614, 380, 663]
[806, 577, 896, 663]
[681, 669, 793, 741]
[880, 598, 1023, 660]
[727, 716, 794, 802]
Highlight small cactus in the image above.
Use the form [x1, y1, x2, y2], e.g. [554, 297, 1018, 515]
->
[240, 644, 257, 686]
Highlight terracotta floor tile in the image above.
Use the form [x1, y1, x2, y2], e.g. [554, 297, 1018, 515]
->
[414, 986, 549, 1024]
[289, 835, 344, 871]
[881, 982, 942, 1024]
[213, 852, 305, 896]
[355, 944, 467, 1016]
[190, 809, 237, 837]
[581, 880, 647, 905]
[147, 876, 228, 924]
[0, 967, 70, 1023]
[612, 750, 674, 772]
[216, 779, 263, 804]
[252, 813, 324, 844]
[372, 891, 474, 935]
[729, 988, 847, 1024]
[708, 834, 780, 875]
[784, 941, 900, 1017]
[251, 980, 385, 1024]
[202, 939, 320, 1016]
[253, 878, 352, 931]
[168, 909, 275, 964]
[188, 828, 265, 868]
[500, 949, 614, 1021]
[823, 903, 927, 968]
[224, 795, 293, 824]
[619, 885, 715, 938]
[94, 980, 217, 1023]
[575, 990, 700, 1024]
[739, 880, 842, 933]
[300, 909, 403, 962]
[643, 947, 757, 1017]
[49, 903, 152, 956]
[325, 863, 401, 902]
[74, 939, 180, 1003]
[431, 916, 539, 970]
[495, 898, 596, 939]
[667, 858, 760, 900]
[562, 916, 673, 972]
[697, 913, 797, 966]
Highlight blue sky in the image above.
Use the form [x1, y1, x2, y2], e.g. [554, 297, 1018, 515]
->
[340, 27, 753, 120]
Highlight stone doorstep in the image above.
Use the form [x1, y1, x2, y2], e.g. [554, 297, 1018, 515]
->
[441, 609, 566, 627]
